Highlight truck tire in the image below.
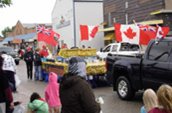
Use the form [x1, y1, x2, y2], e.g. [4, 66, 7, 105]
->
[116, 76, 135, 100]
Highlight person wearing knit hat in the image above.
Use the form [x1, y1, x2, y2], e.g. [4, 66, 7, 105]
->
[60, 56, 101, 113]
[68, 56, 87, 79]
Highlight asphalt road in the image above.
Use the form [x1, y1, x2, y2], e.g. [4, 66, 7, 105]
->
[13, 61, 143, 113]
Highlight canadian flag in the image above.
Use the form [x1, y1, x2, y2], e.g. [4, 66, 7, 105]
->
[115, 23, 170, 45]
[115, 23, 140, 44]
[80, 25, 98, 41]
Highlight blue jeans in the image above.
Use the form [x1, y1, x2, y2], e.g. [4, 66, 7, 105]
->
[34, 66, 42, 80]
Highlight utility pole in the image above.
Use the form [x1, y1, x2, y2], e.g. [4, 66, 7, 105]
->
[73, 0, 77, 47]
[125, 1, 128, 24]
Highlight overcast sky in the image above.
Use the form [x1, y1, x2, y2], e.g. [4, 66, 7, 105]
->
[0, 0, 56, 36]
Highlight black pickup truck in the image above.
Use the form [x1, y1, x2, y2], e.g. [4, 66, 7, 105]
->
[106, 38, 172, 100]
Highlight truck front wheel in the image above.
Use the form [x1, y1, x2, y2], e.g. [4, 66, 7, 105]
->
[116, 76, 135, 100]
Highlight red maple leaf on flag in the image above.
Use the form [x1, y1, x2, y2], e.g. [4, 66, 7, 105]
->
[124, 27, 136, 39]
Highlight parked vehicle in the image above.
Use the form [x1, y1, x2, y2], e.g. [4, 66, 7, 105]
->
[106, 38, 172, 100]
[0, 46, 20, 65]
[97, 42, 143, 59]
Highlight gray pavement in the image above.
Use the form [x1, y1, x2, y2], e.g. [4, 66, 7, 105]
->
[14, 60, 143, 113]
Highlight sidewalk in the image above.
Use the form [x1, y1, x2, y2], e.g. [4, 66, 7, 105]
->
[13, 60, 47, 108]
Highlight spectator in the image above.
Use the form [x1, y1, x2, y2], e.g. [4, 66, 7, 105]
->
[82, 45, 86, 49]
[18, 49, 24, 59]
[148, 84, 172, 113]
[0, 55, 14, 113]
[28, 92, 49, 113]
[60, 56, 100, 113]
[40, 45, 49, 58]
[33, 48, 42, 81]
[61, 43, 68, 49]
[1, 51, 17, 92]
[140, 89, 158, 113]
[56, 45, 61, 55]
[45, 72, 61, 113]
[24, 47, 33, 80]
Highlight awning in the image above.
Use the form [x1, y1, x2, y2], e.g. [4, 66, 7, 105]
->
[99, 19, 163, 32]
[104, 33, 114, 40]
[150, 9, 172, 15]
[2, 33, 36, 43]
[138, 19, 163, 25]
[99, 27, 114, 32]
[12, 38, 22, 44]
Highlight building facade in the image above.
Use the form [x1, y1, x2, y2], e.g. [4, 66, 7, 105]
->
[6, 21, 36, 37]
[52, 0, 104, 50]
[2, 21, 52, 49]
[103, 0, 172, 32]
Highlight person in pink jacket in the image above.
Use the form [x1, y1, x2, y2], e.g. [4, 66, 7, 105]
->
[45, 72, 61, 113]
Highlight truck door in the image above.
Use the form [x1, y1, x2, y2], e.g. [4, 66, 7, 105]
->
[102, 45, 111, 58]
[142, 41, 172, 90]
[169, 50, 172, 86]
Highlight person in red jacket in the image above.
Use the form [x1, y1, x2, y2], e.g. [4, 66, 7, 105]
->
[40, 45, 49, 58]
[0, 55, 14, 113]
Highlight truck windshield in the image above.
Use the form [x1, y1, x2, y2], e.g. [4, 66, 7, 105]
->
[120, 43, 139, 51]
[103, 46, 110, 52]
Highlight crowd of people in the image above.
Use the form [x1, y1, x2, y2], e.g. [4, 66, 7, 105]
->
[23, 45, 49, 81]
[0, 48, 101, 113]
[27, 56, 101, 113]
[1, 44, 172, 113]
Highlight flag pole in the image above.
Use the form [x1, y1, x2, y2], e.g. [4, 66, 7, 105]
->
[133, 20, 136, 25]
[133, 20, 142, 55]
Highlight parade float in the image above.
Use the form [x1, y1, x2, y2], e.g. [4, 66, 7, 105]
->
[41, 48, 106, 78]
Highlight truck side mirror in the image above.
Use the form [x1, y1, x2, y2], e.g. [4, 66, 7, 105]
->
[100, 48, 103, 52]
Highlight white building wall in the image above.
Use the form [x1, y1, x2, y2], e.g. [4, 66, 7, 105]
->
[52, 0, 74, 48]
[75, 2, 104, 50]
[52, 0, 104, 50]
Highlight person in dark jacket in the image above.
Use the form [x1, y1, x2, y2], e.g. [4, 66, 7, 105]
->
[24, 47, 34, 80]
[60, 56, 101, 113]
[0, 55, 14, 113]
[33, 48, 42, 81]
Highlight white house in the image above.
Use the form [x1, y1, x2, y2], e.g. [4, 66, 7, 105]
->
[52, 0, 104, 50]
